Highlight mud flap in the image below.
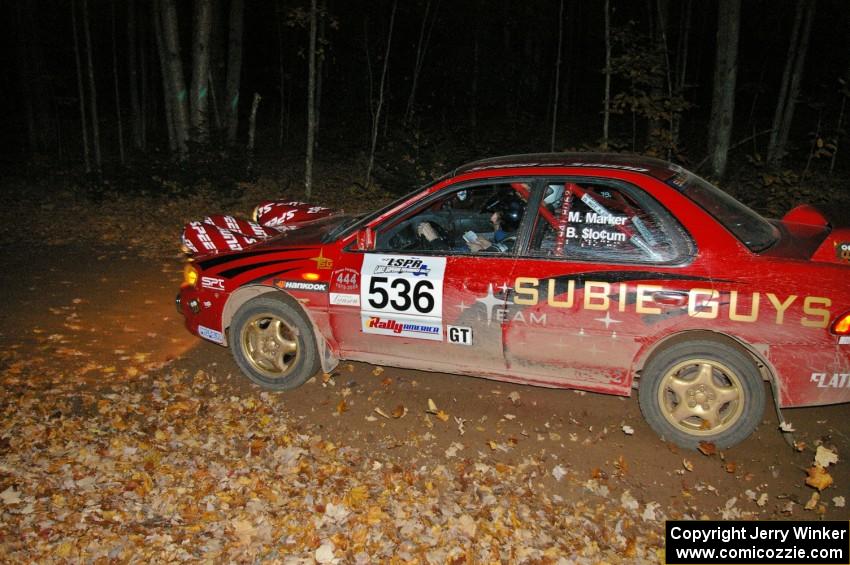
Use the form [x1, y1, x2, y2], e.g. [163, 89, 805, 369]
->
[318, 335, 339, 374]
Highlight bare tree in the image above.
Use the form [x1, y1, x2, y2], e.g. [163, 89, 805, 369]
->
[191, 0, 213, 143]
[71, 0, 91, 172]
[82, 0, 102, 173]
[152, 0, 177, 153]
[767, 0, 815, 165]
[276, 0, 287, 147]
[128, 0, 143, 150]
[111, 0, 125, 165]
[314, 0, 327, 148]
[305, 0, 319, 197]
[404, 0, 440, 123]
[707, 0, 741, 177]
[158, 0, 190, 157]
[602, 0, 611, 149]
[671, 0, 692, 149]
[366, 0, 397, 188]
[226, 0, 244, 144]
[550, 0, 565, 152]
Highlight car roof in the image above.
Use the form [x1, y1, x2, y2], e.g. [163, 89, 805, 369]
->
[454, 152, 685, 183]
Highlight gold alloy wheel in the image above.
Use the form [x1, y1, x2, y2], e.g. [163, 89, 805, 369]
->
[241, 312, 300, 379]
[656, 358, 744, 436]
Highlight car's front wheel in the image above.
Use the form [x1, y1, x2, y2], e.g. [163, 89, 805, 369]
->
[230, 296, 319, 390]
[638, 340, 765, 449]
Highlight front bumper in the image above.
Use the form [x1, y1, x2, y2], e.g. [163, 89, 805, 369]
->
[176, 286, 227, 346]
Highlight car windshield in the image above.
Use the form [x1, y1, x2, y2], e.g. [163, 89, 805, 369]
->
[322, 177, 446, 243]
[673, 173, 779, 252]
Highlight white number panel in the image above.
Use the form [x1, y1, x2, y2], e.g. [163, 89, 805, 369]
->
[360, 254, 446, 341]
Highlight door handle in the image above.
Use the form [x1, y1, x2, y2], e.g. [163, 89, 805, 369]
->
[651, 290, 689, 307]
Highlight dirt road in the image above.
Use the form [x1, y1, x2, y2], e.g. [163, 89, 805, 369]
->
[1, 242, 847, 561]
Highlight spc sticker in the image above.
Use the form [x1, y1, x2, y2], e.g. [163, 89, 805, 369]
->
[360, 255, 446, 340]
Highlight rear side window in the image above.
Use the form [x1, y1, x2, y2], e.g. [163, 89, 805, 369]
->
[526, 180, 693, 264]
[673, 173, 779, 252]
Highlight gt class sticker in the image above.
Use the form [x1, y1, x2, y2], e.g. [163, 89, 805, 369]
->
[361, 254, 446, 340]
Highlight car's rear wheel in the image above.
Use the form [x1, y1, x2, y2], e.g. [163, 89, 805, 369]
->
[638, 340, 765, 449]
[230, 296, 319, 390]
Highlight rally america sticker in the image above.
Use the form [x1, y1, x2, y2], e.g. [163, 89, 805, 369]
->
[361, 314, 443, 341]
[360, 254, 446, 340]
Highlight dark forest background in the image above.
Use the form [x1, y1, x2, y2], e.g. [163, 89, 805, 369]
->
[2, 0, 850, 213]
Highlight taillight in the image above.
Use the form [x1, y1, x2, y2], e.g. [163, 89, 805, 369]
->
[830, 311, 850, 335]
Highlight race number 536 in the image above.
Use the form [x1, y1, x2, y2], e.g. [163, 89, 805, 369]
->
[360, 255, 446, 318]
[367, 277, 435, 314]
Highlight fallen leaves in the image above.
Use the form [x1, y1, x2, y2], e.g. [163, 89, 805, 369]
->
[805, 465, 834, 491]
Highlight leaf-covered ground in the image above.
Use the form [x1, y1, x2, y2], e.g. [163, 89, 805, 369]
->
[0, 167, 846, 562]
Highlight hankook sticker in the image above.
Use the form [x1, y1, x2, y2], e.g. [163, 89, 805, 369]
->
[275, 280, 328, 292]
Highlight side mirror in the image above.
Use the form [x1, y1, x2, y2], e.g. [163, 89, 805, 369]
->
[355, 227, 375, 251]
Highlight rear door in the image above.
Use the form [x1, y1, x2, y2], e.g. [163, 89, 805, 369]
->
[503, 178, 701, 395]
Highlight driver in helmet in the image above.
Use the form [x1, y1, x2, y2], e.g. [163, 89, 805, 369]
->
[417, 209, 514, 253]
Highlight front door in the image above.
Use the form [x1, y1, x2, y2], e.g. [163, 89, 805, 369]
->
[328, 182, 532, 376]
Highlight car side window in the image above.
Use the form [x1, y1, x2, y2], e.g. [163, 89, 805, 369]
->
[374, 183, 529, 255]
[527, 180, 691, 264]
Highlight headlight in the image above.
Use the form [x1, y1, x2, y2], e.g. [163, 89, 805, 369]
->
[182, 264, 199, 287]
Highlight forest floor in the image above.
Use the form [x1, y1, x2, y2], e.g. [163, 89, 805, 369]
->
[0, 158, 847, 562]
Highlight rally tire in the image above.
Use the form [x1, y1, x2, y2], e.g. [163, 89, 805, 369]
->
[638, 339, 765, 450]
[230, 296, 320, 391]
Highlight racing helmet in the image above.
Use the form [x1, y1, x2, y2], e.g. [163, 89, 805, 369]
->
[544, 184, 565, 207]
[500, 199, 524, 231]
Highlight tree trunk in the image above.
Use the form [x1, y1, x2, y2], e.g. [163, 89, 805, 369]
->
[112, 0, 125, 165]
[159, 0, 190, 157]
[305, 0, 319, 197]
[602, 0, 611, 149]
[247, 93, 261, 176]
[152, 0, 177, 154]
[225, 0, 244, 145]
[209, 0, 227, 134]
[768, 0, 815, 165]
[671, 0, 692, 149]
[365, 0, 397, 188]
[82, 0, 102, 173]
[550, 0, 565, 152]
[128, 0, 143, 150]
[404, 0, 439, 123]
[706, 0, 741, 177]
[277, 0, 286, 148]
[139, 6, 148, 149]
[70, 0, 91, 172]
[314, 0, 327, 149]
[191, 0, 213, 144]
[766, 1, 804, 164]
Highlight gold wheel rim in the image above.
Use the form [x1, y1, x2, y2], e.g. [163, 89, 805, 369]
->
[241, 312, 300, 379]
[656, 357, 744, 436]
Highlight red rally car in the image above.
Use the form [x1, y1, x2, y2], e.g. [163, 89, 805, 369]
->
[177, 153, 850, 449]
